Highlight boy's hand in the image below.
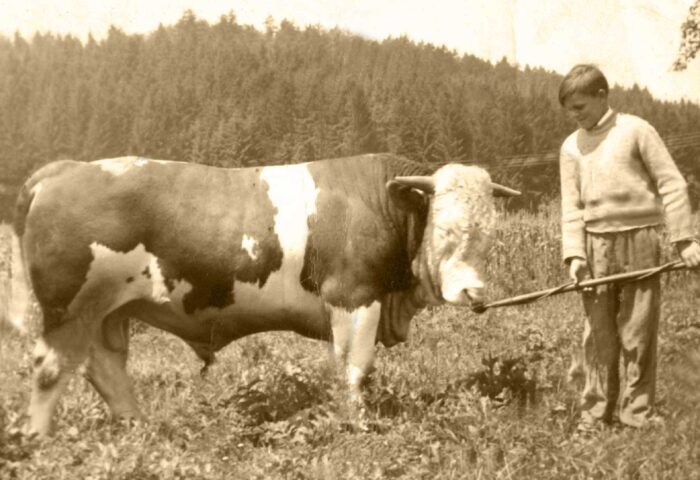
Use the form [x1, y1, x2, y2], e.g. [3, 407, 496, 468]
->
[676, 239, 700, 268]
[568, 257, 589, 285]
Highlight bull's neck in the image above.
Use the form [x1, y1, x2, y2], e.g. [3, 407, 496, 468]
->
[380, 154, 433, 255]
[307, 154, 432, 291]
[379, 157, 433, 303]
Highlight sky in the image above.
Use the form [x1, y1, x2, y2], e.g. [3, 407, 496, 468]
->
[0, 0, 698, 104]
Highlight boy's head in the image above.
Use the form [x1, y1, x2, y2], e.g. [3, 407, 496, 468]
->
[559, 64, 610, 130]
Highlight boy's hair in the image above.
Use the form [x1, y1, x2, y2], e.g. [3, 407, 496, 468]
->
[558, 64, 609, 106]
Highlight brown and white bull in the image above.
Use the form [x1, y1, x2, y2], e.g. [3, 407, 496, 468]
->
[8, 154, 518, 436]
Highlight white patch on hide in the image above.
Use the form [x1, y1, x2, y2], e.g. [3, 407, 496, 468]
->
[165, 279, 194, 316]
[93, 156, 142, 176]
[231, 164, 323, 319]
[262, 164, 319, 249]
[68, 243, 190, 321]
[241, 234, 258, 261]
[148, 256, 173, 303]
[92, 157, 173, 176]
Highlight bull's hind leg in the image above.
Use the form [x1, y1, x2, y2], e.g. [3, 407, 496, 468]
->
[84, 311, 141, 420]
[28, 315, 90, 437]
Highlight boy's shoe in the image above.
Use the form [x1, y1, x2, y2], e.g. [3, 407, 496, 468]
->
[620, 412, 665, 429]
[574, 414, 620, 437]
[639, 415, 665, 429]
[576, 420, 601, 434]
[572, 418, 607, 440]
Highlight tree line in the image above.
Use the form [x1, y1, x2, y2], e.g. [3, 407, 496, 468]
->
[1, 10, 699, 217]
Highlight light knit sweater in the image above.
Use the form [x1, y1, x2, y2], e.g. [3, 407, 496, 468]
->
[560, 110, 694, 261]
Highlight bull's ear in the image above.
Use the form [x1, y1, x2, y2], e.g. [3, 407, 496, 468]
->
[491, 182, 521, 197]
[386, 180, 429, 212]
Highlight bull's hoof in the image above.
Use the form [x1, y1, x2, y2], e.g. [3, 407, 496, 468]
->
[22, 427, 42, 440]
[109, 409, 144, 428]
[199, 353, 217, 377]
[23, 421, 50, 440]
[340, 407, 370, 433]
[354, 406, 370, 432]
[343, 394, 372, 433]
[108, 415, 144, 434]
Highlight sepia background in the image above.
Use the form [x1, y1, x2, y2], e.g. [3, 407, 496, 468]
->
[1, 1, 699, 478]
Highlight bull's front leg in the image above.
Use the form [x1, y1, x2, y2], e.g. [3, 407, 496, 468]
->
[329, 301, 381, 407]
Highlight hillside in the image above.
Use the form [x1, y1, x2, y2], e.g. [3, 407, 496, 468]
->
[1, 11, 699, 217]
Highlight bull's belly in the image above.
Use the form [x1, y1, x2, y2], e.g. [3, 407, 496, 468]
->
[118, 293, 330, 348]
[70, 242, 332, 346]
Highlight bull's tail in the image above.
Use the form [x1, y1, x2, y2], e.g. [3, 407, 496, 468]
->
[8, 231, 30, 332]
[6, 179, 39, 333]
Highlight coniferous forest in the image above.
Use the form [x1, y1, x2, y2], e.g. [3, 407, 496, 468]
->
[1, 11, 700, 218]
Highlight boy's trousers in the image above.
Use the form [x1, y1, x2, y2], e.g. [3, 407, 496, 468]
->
[580, 226, 660, 427]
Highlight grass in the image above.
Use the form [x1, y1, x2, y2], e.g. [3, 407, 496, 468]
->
[1, 202, 700, 479]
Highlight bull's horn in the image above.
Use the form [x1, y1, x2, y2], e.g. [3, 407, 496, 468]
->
[491, 183, 521, 197]
[391, 176, 435, 194]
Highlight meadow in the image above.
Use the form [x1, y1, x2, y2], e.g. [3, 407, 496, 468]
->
[1, 201, 699, 479]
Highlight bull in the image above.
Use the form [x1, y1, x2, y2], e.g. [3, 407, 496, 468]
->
[8, 154, 519, 436]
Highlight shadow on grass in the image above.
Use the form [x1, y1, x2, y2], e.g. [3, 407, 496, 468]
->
[217, 364, 334, 426]
[208, 351, 544, 448]
[366, 353, 540, 419]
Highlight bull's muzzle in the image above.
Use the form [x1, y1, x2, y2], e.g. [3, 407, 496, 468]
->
[441, 285, 485, 309]
[465, 286, 484, 305]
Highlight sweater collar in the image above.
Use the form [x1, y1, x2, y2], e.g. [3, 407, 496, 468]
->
[585, 108, 615, 134]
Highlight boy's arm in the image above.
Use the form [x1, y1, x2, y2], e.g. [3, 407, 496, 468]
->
[637, 121, 695, 243]
[560, 145, 586, 262]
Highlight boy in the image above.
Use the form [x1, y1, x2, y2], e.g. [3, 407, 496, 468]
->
[558, 64, 700, 429]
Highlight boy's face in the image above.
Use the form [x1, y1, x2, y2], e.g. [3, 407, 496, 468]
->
[563, 90, 609, 130]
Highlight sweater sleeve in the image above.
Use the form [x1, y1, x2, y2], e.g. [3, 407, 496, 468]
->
[560, 142, 586, 261]
[637, 121, 695, 242]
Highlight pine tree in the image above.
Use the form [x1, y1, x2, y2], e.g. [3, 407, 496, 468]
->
[1, 10, 700, 221]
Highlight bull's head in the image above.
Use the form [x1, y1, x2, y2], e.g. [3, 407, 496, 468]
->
[387, 164, 519, 308]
